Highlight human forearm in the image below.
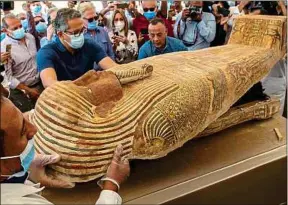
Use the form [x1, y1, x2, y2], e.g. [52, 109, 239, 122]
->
[40, 68, 58, 88]
[278, 1, 287, 16]
[197, 20, 216, 43]
[99, 57, 118, 70]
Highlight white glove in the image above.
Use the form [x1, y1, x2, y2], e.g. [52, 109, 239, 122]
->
[29, 154, 75, 188]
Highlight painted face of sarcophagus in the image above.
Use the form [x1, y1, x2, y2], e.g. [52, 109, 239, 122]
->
[31, 15, 286, 182]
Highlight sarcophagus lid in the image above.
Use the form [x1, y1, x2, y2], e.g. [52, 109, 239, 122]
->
[32, 15, 286, 182]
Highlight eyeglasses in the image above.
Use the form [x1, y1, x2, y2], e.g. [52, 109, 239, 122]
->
[35, 19, 45, 26]
[64, 27, 87, 37]
[143, 8, 156, 12]
[19, 17, 26, 21]
[84, 16, 99, 23]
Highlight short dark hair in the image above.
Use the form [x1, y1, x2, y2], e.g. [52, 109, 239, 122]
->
[149, 18, 165, 26]
[54, 8, 81, 32]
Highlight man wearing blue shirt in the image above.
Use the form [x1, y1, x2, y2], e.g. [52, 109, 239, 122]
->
[138, 18, 188, 60]
[173, 1, 216, 51]
[37, 8, 117, 88]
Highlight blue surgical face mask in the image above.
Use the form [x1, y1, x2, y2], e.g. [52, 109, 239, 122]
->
[64, 33, 85, 49]
[11, 28, 25, 40]
[1, 33, 6, 42]
[87, 20, 98, 30]
[21, 19, 28, 31]
[36, 22, 47, 33]
[0, 139, 35, 179]
[143, 11, 156, 20]
[32, 5, 42, 15]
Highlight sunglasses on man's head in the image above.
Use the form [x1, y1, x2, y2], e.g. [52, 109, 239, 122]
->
[35, 19, 45, 26]
[84, 16, 99, 23]
[143, 8, 156, 12]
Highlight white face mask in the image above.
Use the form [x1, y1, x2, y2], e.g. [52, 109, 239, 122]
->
[114, 21, 125, 31]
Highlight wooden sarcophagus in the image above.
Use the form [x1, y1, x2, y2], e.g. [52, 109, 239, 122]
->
[31, 15, 286, 182]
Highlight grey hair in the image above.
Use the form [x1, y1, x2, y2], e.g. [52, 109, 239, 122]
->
[77, 2, 95, 16]
[2, 13, 18, 29]
[54, 8, 81, 32]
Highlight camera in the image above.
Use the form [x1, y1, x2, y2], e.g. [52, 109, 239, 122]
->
[189, 6, 202, 19]
[0, 1, 14, 11]
[217, 6, 230, 17]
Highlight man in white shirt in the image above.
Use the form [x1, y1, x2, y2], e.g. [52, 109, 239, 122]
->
[1, 13, 42, 112]
[0, 86, 129, 204]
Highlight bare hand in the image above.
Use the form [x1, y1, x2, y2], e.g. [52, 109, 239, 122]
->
[181, 9, 190, 20]
[46, 24, 54, 41]
[29, 154, 75, 188]
[26, 87, 40, 100]
[1, 52, 11, 64]
[138, 33, 144, 43]
[106, 144, 130, 186]
[115, 35, 128, 44]
[107, 3, 116, 11]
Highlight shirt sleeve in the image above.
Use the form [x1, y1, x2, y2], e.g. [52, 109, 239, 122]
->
[27, 11, 40, 50]
[95, 190, 122, 205]
[173, 13, 186, 39]
[37, 47, 55, 73]
[197, 14, 216, 43]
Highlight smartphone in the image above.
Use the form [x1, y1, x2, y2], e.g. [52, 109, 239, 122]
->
[217, 6, 230, 17]
[117, 3, 129, 9]
[140, 28, 149, 35]
[114, 31, 119, 36]
[6, 44, 11, 54]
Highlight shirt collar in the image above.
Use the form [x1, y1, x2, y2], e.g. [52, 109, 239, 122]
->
[151, 37, 168, 54]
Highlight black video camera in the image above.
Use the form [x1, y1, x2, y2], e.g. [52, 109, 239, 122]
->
[217, 6, 230, 17]
[189, 6, 202, 19]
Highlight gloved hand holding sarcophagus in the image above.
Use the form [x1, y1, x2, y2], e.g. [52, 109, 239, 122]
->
[31, 15, 286, 183]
